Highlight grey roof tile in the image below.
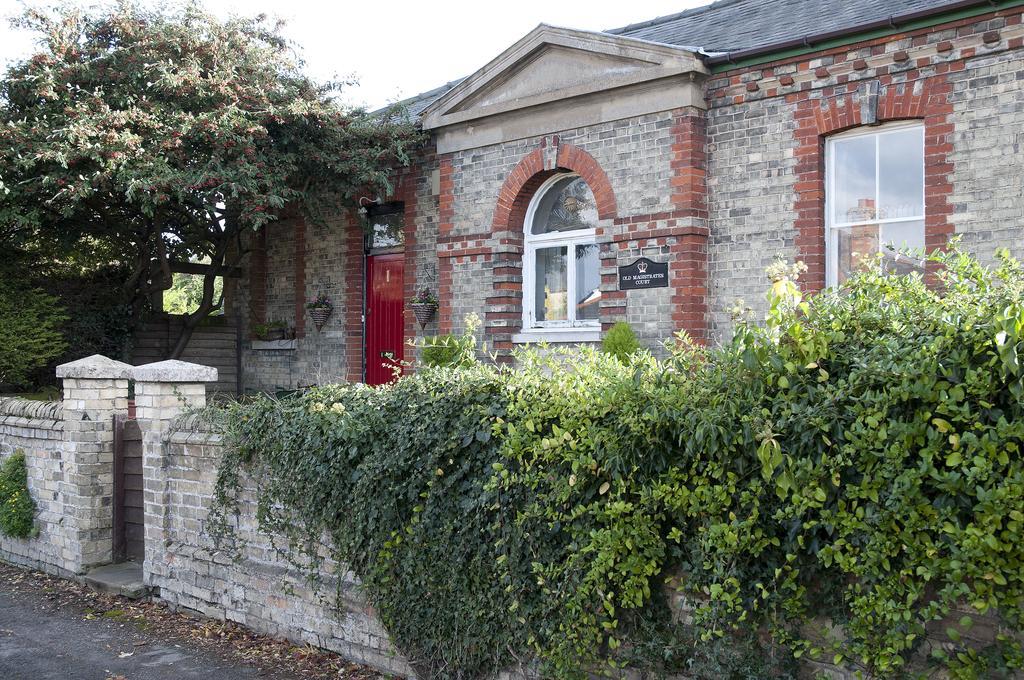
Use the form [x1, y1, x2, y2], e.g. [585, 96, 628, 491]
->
[394, 0, 972, 117]
[609, 0, 968, 54]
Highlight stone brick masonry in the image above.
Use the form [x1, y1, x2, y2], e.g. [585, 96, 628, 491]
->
[222, 6, 1024, 387]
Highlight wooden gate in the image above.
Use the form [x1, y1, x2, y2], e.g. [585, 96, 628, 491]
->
[113, 415, 145, 563]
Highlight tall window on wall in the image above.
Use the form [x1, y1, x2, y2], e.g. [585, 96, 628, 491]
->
[523, 174, 601, 330]
[826, 122, 925, 287]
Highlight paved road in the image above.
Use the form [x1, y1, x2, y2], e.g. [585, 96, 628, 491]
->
[0, 588, 276, 680]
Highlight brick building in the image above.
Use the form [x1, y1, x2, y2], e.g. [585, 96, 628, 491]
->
[228, 0, 1024, 390]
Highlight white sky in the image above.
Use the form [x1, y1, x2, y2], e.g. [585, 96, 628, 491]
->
[0, 0, 710, 109]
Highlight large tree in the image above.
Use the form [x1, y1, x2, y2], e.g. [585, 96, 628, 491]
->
[0, 1, 421, 357]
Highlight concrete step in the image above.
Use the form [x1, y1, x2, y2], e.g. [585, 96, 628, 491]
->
[84, 562, 150, 599]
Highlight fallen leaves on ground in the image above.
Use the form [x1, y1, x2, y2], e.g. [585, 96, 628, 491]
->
[0, 562, 387, 679]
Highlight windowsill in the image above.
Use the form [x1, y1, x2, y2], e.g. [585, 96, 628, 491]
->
[511, 328, 601, 344]
[251, 339, 298, 351]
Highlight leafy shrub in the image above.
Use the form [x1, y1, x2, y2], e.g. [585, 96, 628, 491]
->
[212, 245, 1024, 679]
[0, 451, 36, 539]
[601, 321, 641, 362]
[0, 279, 68, 389]
[419, 334, 462, 367]
[415, 312, 484, 369]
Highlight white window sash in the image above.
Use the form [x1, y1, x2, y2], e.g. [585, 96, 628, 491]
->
[522, 174, 600, 329]
[825, 122, 925, 287]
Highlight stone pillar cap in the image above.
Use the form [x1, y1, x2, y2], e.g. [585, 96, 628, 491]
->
[132, 360, 218, 383]
[56, 354, 134, 380]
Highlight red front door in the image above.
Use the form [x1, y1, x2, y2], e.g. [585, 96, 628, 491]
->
[365, 253, 405, 385]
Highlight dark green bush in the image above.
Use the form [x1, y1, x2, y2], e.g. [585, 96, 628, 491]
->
[0, 451, 36, 539]
[27, 267, 133, 390]
[0, 279, 67, 389]
[601, 320, 641, 362]
[212, 245, 1024, 679]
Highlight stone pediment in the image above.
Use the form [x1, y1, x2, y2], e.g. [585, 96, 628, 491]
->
[421, 25, 707, 150]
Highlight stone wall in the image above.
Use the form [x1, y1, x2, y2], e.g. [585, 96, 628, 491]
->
[143, 415, 413, 676]
[0, 398, 66, 573]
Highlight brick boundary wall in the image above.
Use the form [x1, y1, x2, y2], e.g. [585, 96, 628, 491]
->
[707, 6, 1024, 294]
[0, 399, 66, 574]
[1, 358, 1014, 679]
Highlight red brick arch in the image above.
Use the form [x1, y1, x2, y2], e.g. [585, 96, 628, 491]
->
[491, 142, 618, 235]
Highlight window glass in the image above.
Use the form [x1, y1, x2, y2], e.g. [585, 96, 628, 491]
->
[575, 244, 601, 321]
[879, 128, 925, 220]
[827, 124, 925, 286]
[366, 203, 404, 250]
[531, 176, 599, 235]
[534, 247, 568, 322]
[525, 174, 601, 329]
[831, 135, 876, 224]
[881, 220, 926, 276]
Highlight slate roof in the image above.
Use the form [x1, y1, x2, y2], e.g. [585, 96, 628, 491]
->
[398, 0, 976, 117]
[608, 0, 968, 54]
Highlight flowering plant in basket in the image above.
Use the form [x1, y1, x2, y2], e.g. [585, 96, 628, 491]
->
[306, 293, 333, 310]
[410, 288, 438, 328]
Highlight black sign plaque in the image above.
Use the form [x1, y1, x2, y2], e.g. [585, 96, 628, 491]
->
[618, 257, 669, 290]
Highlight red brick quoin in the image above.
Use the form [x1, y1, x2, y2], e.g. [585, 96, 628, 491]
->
[793, 75, 956, 293]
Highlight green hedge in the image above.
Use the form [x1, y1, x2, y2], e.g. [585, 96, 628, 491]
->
[212, 245, 1024, 679]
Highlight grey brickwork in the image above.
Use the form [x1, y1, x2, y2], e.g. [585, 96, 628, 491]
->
[446, 113, 682, 348]
[948, 48, 1024, 264]
[705, 97, 800, 341]
[232, 153, 442, 390]
[148, 422, 414, 677]
[0, 398, 67, 574]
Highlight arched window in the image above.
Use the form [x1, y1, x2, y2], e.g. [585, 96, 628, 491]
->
[522, 174, 601, 331]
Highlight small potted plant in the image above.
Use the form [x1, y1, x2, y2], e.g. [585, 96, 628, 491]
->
[410, 287, 438, 328]
[306, 293, 333, 331]
[254, 320, 289, 341]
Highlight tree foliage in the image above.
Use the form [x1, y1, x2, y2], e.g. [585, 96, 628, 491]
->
[211, 245, 1024, 679]
[0, 278, 67, 388]
[0, 1, 422, 356]
[164, 271, 224, 315]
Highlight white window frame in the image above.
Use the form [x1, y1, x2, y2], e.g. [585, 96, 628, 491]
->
[825, 121, 926, 288]
[520, 173, 601, 337]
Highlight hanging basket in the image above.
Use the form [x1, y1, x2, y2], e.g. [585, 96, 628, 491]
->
[410, 302, 437, 329]
[308, 305, 333, 331]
